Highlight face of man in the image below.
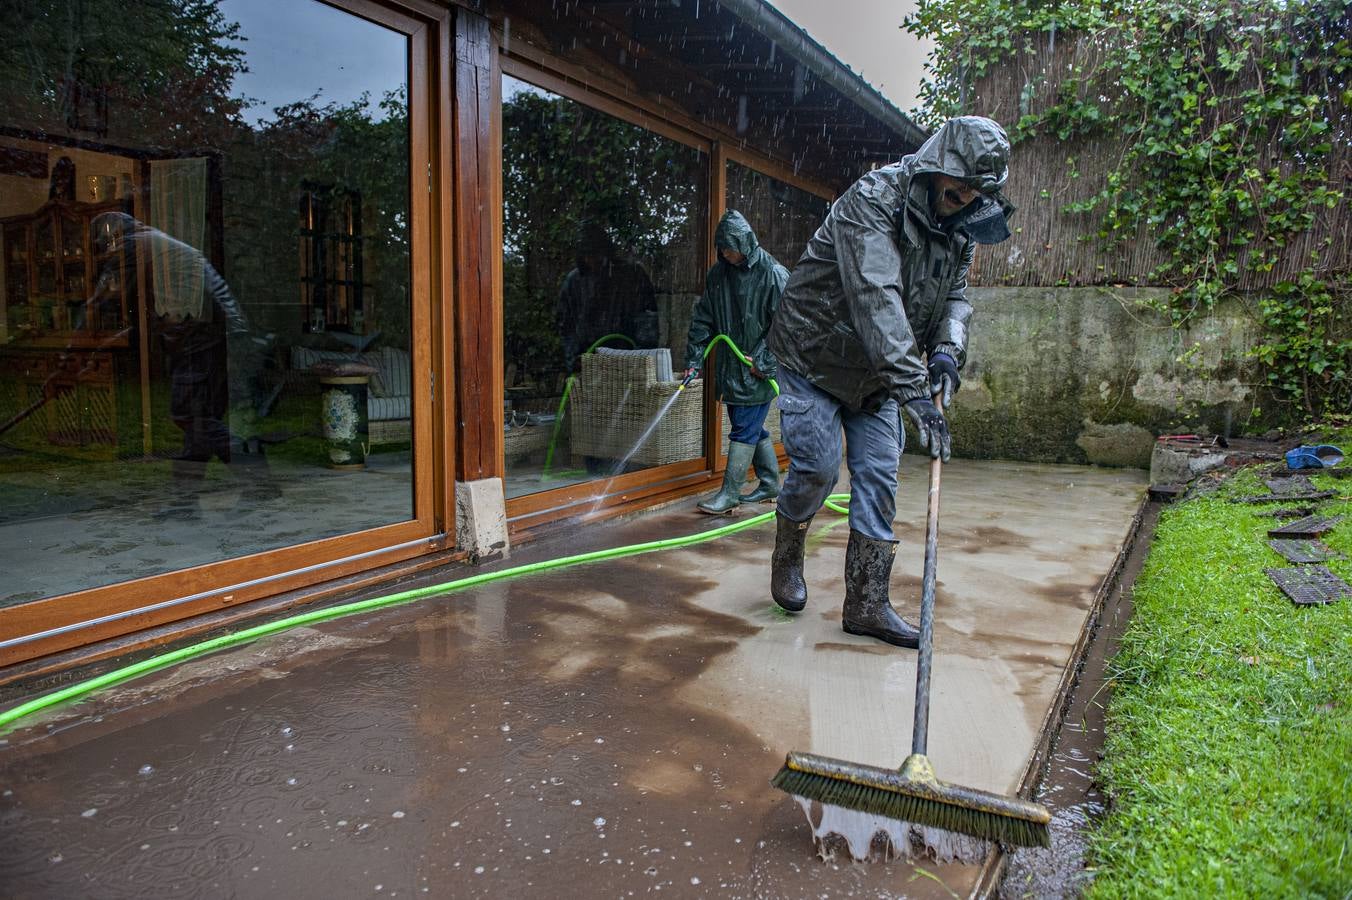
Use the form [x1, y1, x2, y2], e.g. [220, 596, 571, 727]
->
[719, 247, 746, 266]
[930, 173, 981, 220]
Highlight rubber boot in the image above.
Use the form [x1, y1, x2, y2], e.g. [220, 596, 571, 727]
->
[740, 437, 780, 503]
[841, 530, 920, 648]
[698, 440, 755, 514]
[771, 511, 813, 612]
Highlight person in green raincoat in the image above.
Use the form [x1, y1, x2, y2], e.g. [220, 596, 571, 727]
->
[684, 210, 788, 514]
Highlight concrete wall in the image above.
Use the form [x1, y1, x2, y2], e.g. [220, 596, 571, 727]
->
[949, 287, 1260, 468]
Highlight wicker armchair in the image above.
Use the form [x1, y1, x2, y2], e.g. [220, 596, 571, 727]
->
[569, 348, 703, 467]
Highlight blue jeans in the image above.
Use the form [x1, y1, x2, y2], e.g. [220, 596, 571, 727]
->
[774, 367, 903, 540]
[726, 401, 771, 445]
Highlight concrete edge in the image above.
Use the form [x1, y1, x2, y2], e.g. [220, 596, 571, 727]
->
[969, 494, 1150, 899]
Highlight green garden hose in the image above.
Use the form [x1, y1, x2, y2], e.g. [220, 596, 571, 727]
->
[540, 374, 578, 481]
[698, 333, 780, 397]
[540, 333, 635, 481]
[0, 493, 852, 733]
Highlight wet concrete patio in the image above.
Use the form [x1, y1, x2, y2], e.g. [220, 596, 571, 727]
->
[0, 456, 1145, 898]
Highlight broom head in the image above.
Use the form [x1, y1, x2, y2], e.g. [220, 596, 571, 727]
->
[772, 750, 1051, 849]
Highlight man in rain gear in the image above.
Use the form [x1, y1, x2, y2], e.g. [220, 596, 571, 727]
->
[766, 116, 1014, 647]
[93, 212, 276, 517]
[685, 211, 788, 514]
[556, 221, 659, 372]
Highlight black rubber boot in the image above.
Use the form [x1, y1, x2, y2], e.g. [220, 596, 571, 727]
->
[771, 511, 813, 612]
[841, 530, 920, 648]
[740, 437, 780, 503]
[699, 440, 755, 514]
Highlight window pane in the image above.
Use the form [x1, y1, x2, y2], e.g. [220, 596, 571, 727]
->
[725, 160, 830, 271]
[718, 161, 829, 453]
[0, 0, 413, 607]
[502, 75, 708, 500]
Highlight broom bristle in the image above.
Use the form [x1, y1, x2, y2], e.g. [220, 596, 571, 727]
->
[772, 755, 1051, 849]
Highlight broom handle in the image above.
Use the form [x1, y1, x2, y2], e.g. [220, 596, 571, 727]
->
[911, 396, 944, 757]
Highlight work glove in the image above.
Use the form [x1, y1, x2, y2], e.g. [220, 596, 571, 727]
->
[904, 397, 951, 462]
[927, 352, 961, 408]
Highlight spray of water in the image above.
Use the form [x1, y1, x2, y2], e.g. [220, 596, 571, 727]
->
[792, 796, 990, 865]
[586, 386, 689, 514]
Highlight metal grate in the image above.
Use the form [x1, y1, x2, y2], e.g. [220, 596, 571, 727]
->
[1265, 566, 1352, 606]
[1267, 538, 1342, 564]
[1264, 506, 1315, 519]
[1232, 491, 1335, 504]
[1268, 515, 1344, 538]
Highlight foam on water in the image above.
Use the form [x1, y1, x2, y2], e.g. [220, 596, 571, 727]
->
[792, 796, 991, 865]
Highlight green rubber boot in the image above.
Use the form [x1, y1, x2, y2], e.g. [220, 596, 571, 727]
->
[740, 437, 780, 503]
[698, 440, 755, 515]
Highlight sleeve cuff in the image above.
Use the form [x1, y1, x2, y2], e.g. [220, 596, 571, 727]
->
[931, 343, 965, 368]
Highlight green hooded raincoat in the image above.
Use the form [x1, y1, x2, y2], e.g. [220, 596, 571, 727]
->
[685, 210, 788, 406]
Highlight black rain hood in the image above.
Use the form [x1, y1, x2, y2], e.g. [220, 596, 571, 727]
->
[767, 116, 1015, 412]
[905, 116, 1015, 245]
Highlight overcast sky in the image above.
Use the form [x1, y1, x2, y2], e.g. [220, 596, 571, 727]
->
[767, 0, 932, 115]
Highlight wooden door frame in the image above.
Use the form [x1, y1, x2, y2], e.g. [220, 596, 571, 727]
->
[0, 0, 454, 667]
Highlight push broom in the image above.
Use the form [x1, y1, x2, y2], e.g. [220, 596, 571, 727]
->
[771, 397, 1051, 852]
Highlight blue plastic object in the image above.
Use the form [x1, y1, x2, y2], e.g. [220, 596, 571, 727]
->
[1285, 444, 1344, 470]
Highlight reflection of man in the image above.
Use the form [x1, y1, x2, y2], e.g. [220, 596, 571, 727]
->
[766, 116, 1014, 648]
[684, 210, 786, 514]
[556, 222, 658, 371]
[94, 212, 272, 516]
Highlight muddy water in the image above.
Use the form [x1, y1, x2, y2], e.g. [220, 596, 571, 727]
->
[0, 545, 966, 898]
[998, 503, 1159, 899]
[0, 458, 1146, 899]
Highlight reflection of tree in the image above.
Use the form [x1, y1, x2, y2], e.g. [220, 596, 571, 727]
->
[4, 2, 413, 347]
[1, 0, 248, 148]
[233, 91, 411, 342]
[502, 89, 703, 388]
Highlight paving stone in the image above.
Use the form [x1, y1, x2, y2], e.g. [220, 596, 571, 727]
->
[1148, 482, 1187, 502]
[1265, 566, 1352, 606]
[1265, 475, 1314, 494]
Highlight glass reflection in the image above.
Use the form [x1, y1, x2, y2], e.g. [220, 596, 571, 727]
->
[502, 75, 708, 499]
[725, 160, 830, 273]
[0, 0, 413, 607]
[717, 161, 830, 454]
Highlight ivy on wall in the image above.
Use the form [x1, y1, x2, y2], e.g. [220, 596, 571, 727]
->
[903, 0, 1351, 419]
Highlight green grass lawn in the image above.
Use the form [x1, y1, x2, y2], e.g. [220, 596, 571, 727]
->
[1088, 428, 1352, 898]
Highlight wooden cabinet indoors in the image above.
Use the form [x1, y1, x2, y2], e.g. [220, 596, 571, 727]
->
[1, 199, 139, 456]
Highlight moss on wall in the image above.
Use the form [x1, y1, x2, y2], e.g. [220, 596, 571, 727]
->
[938, 287, 1267, 468]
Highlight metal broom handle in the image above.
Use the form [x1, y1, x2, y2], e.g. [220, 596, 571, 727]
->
[911, 394, 944, 757]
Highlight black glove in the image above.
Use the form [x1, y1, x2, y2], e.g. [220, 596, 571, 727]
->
[904, 397, 951, 462]
[927, 352, 961, 408]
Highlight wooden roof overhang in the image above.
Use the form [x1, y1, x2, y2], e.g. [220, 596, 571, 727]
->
[484, 0, 926, 190]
